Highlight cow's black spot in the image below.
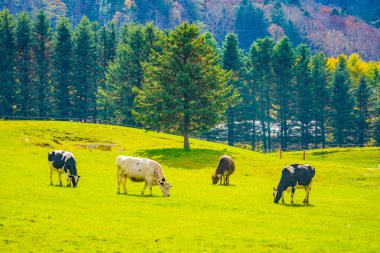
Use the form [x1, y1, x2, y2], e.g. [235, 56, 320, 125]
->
[162, 178, 166, 182]
[139, 169, 141, 172]
[137, 162, 139, 166]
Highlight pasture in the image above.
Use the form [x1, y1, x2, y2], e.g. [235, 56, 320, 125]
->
[0, 121, 380, 252]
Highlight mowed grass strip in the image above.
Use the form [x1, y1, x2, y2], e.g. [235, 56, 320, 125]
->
[0, 121, 379, 252]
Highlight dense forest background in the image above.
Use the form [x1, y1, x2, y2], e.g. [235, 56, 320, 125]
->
[1, 0, 379, 59]
[0, 1, 379, 150]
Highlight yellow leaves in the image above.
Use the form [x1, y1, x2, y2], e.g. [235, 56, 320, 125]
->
[125, 0, 133, 8]
[328, 54, 380, 88]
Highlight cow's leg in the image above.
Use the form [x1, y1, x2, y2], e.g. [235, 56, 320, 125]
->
[281, 192, 285, 204]
[145, 179, 153, 196]
[57, 172, 63, 186]
[117, 170, 125, 194]
[304, 185, 311, 204]
[49, 165, 53, 185]
[291, 188, 295, 204]
[65, 172, 71, 187]
[121, 175, 127, 194]
[141, 182, 148, 195]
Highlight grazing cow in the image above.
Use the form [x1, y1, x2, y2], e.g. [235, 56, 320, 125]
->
[212, 155, 235, 185]
[273, 164, 315, 204]
[48, 150, 80, 187]
[117, 156, 171, 197]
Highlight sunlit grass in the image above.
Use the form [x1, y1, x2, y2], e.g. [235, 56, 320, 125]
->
[0, 121, 379, 252]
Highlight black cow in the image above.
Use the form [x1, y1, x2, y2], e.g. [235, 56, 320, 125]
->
[273, 164, 315, 204]
[48, 150, 80, 187]
[212, 155, 235, 185]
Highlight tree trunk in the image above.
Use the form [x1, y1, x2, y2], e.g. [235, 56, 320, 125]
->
[251, 110, 256, 151]
[227, 107, 235, 146]
[184, 97, 190, 149]
[184, 131, 190, 149]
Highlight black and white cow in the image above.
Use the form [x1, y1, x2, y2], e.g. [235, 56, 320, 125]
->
[273, 164, 315, 204]
[48, 150, 80, 187]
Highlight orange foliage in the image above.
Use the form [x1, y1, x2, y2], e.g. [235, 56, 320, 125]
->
[320, 6, 331, 14]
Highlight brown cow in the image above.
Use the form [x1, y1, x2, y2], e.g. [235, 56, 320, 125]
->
[212, 155, 235, 185]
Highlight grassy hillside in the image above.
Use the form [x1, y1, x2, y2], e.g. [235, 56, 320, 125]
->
[1, 121, 380, 252]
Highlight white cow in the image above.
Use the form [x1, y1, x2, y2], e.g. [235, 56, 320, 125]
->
[117, 156, 171, 196]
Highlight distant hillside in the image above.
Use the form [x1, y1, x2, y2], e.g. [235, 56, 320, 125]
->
[1, 0, 379, 59]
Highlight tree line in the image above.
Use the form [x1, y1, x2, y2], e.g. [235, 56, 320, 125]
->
[0, 9, 379, 150]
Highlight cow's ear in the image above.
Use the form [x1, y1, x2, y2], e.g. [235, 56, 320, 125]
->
[78, 176, 81, 178]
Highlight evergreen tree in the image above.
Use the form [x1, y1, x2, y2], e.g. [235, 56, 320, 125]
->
[310, 53, 329, 148]
[354, 76, 372, 145]
[331, 55, 355, 145]
[249, 37, 275, 151]
[235, 0, 269, 51]
[106, 22, 117, 62]
[374, 102, 380, 145]
[54, 17, 73, 118]
[271, 1, 302, 45]
[134, 22, 236, 149]
[32, 10, 52, 117]
[72, 16, 97, 119]
[15, 12, 33, 117]
[272, 37, 294, 150]
[222, 33, 243, 146]
[294, 44, 312, 149]
[99, 23, 161, 124]
[0, 9, 16, 116]
[97, 22, 116, 92]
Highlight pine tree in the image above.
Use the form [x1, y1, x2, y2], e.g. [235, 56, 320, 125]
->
[331, 55, 355, 145]
[15, 12, 32, 117]
[134, 22, 236, 149]
[354, 76, 372, 145]
[250, 37, 275, 151]
[310, 53, 329, 148]
[72, 16, 97, 119]
[99, 23, 161, 124]
[0, 9, 16, 116]
[294, 44, 312, 149]
[272, 37, 294, 150]
[235, 0, 269, 50]
[271, 1, 302, 45]
[222, 33, 242, 146]
[374, 102, 380, 145]
[32, 10, 52, 117]
[53, 17, 73, 118]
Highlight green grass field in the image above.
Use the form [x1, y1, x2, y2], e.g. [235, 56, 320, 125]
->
[1, 121, 380, 252]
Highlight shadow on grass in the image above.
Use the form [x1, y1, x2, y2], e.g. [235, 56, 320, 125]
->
[136, 148, 229, 170]
[117, 193, 163, 198]
[281, 203, 314, 208]
[212, 184, 237, 187]
[48, 184, 76, 189]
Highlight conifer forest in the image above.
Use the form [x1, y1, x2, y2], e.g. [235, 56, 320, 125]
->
[0, 1, 379, 150]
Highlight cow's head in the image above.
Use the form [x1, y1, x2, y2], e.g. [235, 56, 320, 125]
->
[273, 187, 281, 203]
[70, 175, 81, 187]
[158, 178, 171, 197]
[48, 151, 55, 162]
[212, 174, 221, 184]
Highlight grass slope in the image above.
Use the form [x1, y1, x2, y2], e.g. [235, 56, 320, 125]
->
[0, 121, 380, 252]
